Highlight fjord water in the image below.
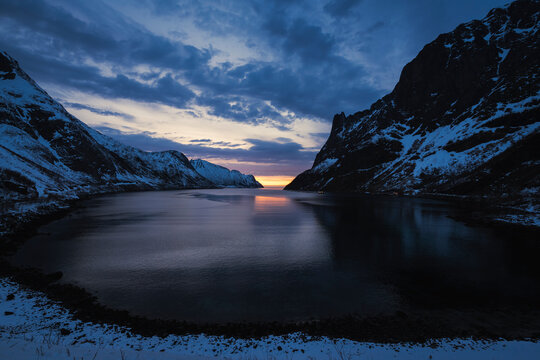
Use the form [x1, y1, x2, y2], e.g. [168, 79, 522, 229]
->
[11, 189, 540, 323]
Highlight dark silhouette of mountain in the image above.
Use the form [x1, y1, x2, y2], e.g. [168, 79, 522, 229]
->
[286, 0, 539, 224]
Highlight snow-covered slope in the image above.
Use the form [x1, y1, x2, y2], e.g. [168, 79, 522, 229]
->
[0, 51, 215, 233]
[286, 0, 539, 214]
[190, 159, 262, 188]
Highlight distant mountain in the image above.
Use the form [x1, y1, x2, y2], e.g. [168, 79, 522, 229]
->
[0, 51, 219, 234]
[190, 159, 262, 188]
[286, 0, 539, 223]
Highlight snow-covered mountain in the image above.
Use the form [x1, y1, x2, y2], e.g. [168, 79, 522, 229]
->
[0, 50, 218, 233]
[286, 0, 539, 217]
[190, 159, 262, 188]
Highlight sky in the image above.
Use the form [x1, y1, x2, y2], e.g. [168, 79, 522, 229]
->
[0, 0, 508, 186]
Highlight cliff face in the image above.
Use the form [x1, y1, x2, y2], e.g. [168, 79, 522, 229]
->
[286, 0, 539, 208]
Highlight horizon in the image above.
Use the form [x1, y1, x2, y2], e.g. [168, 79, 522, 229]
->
[0, 0, 508, 186]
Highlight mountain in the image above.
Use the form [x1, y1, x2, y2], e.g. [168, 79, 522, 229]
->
[0, 50, 217, 234]
[286, 0, 539, 223]
[190, 159, 262, 188]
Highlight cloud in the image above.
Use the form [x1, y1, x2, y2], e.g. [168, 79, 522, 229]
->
[0, 0, 509, 123]
[211, 61, 381, 119]
[2, 47, 196, 108]
[324, 0, 364, 18]
[0, 0, 211, 72]
[197, 94, 293, 127]
[0, 0, 384, 124]
[63, 102, 135, 120]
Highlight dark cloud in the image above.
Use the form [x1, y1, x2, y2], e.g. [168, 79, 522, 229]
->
[279, 18, 335, 63]
[0, 0, 211, 72]
[211, 141, 242, 148]
[365, 21, 385, 33]
[2, 47, 195, 108]
[197, 94, 291, 126]
[324, 0, 364, 18]
[207, 61, 381, 120]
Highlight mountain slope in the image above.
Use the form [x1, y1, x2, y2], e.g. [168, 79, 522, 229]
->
[286, 0, 539, 221]
[190, 159, 262, 188]
[0, 50, 216, 234]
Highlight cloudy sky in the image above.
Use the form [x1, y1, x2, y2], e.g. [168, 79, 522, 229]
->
[0, 0, 507, 185]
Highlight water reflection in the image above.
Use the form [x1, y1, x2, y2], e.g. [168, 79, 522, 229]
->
[254, 195, 290, 212]
[9, 189, 540, 323]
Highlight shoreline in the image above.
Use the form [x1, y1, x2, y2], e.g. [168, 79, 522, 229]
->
[284, 188, 540, 230]
[3, 278, 539, 360]
[1, 189, 539, 345]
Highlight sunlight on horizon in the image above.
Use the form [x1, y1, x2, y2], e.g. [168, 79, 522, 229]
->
[255, 176, 295, 187]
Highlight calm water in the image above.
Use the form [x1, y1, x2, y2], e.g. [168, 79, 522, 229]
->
[11, 189, 540, 323]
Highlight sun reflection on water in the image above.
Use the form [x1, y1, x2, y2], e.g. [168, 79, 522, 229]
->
[254, 195, 290, 211]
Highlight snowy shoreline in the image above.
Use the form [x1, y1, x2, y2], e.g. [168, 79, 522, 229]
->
[1, 277, 539, 359]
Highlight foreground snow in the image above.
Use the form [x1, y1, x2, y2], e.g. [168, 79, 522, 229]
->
[0, 278, 538, 359]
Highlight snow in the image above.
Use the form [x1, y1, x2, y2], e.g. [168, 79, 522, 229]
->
[1, 278, 540, 359]
[190, 159, 261, 187]
[514, 26, 537, 34]
[495, 214, 540, 227]
[498, 48, 510, 62]
[495, 92, 540, 113]
[400, 130, 420, 155]
[312, 158, 338, 173]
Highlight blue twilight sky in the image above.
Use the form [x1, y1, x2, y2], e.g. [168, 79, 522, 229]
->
[0, 0, 508, 183]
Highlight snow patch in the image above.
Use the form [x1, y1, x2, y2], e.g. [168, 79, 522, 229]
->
[313, 158, 338, 173]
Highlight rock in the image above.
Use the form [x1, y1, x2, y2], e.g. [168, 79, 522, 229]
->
[45, 271, 63, 283]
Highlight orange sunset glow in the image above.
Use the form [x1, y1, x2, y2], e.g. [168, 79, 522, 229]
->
[255, 176, 295, 188]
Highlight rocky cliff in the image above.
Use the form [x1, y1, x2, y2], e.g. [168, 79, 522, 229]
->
[286, 0, 539, 223]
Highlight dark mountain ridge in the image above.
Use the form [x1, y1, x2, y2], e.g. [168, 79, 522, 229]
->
[286, 0, 539, 225]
